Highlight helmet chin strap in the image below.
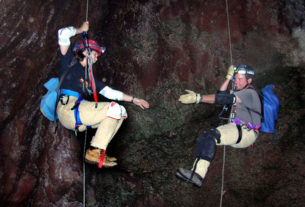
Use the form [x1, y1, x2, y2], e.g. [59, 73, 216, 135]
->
[237, 80, 252, 91]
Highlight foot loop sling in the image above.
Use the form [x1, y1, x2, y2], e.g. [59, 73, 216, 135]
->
[186, 157, 200, 184]
[98, 149, 106, 168]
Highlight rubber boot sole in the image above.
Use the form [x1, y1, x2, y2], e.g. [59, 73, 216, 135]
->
[176, 168, 203, 187]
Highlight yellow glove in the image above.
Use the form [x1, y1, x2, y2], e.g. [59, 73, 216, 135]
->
[178, 89, 201, 104]
[226, 65, 235, 80]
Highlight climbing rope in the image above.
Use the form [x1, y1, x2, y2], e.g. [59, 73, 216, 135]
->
[225, 0, 233, 66]
[219, 0, 234, 207]
[83, 1, 89, 207]
[85, 0, 89, 22]
[82, 0, 98, 103]
[83, 130, 87, 207]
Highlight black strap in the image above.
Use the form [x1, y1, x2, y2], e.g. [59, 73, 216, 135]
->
[236, 124, 242, 144]
[53, 58, 77, 134]
[186, 158, 200, 184]
[60, 95, 69, 105]
[215, 105, 230, 127]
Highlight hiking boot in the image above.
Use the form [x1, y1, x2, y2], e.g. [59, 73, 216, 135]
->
[105, 154, 117, 162]
[85, 149, 117, 168]
[86, 148, 118, 162]
[176, 168, 203, 187]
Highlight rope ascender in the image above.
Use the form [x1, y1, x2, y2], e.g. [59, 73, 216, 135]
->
[82, 31, 98, 103]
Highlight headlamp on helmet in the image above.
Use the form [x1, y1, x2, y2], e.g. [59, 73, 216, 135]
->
[233, 64, 255, 79]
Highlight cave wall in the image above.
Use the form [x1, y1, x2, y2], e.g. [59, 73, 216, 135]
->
[0, 0, 304, 206]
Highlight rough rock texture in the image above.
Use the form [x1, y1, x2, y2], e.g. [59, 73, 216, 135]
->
[0, 0, 304, 206]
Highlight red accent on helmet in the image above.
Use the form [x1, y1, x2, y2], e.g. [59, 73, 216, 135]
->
[73, 40, 105, 56]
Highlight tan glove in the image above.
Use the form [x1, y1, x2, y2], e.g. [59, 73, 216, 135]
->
[226, 65, 235, 80]
[178, 90, 201, 104]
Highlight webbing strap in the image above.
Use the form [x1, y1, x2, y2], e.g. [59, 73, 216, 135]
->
[98, 150, 106, 168]
[74, 103, 82, 126]
[186, 158, 200, 184]
[236, 124, 242, 144]
[73, 96, 84, 129]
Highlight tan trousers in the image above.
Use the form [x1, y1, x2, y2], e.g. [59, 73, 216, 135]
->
[57, 96, 124, 149]
[193, 123, 258, 178]
[216, 123, 258, 148]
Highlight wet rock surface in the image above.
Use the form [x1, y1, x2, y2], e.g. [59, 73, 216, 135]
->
[0, 0, 304, 206]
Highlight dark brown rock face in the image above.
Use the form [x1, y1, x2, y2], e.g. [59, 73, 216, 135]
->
[0, 0, 304, 206]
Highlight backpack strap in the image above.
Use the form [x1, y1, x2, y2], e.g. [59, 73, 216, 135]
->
[53, 58, 77, 134]
[72, 96, 84, 135]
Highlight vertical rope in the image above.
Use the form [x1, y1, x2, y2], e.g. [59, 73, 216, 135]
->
[83, 129, 87, 207]
[225, 0, 233, 65]
[85, 0, 89, 22]
[83, 1, 89, 206]
[219, 147, 226, 207]
[220, 0, 234, 207]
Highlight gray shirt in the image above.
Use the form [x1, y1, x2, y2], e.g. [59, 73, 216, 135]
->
[233, 88, 261, 126]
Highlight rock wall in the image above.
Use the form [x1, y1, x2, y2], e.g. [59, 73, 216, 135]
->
[0, 0, 304, 206]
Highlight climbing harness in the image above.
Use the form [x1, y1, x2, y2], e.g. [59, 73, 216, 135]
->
[233, 117, 261, 131]
[73, 96, 84, 133]
[59, 89, 86, 135]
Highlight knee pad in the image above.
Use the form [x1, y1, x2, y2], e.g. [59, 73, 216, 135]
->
[215, 90, 236, 105]
[195, 129, 220, 162]
[106, 102, 128, 119]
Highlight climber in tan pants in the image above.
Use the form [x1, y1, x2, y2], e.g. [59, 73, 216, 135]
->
[57, 21, 149, 168]
[176, 65, 261, 187]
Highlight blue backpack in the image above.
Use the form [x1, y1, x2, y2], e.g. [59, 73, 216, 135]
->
[40, 58, 77, 132]
[40, 78, 59, 121]
[259, 84, 280, 133]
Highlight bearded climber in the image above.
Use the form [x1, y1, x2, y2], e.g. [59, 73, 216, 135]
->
[57, 21, 150, 168]
[176, 65, 261, 187]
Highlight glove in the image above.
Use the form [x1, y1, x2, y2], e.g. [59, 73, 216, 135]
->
[226, 65, 235, 80]
[178, 90, 201, 104]
[58, 26, 76, 46]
